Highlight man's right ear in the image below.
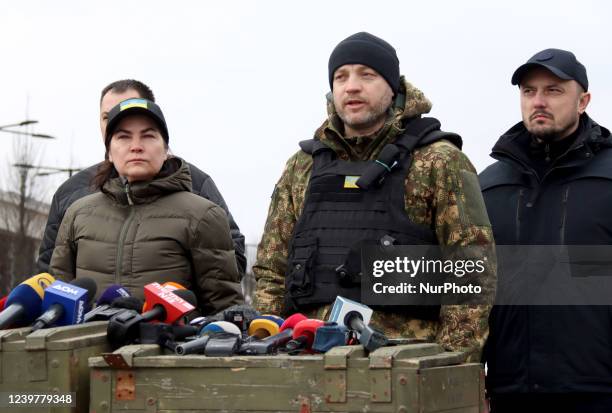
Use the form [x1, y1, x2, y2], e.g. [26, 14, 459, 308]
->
[326, 91, 333, 103]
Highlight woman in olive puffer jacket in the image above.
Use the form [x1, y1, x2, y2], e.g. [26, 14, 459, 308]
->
[50, 98, 243, 315]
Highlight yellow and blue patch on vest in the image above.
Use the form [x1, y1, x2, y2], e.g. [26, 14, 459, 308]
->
[343, 175, 360, 189]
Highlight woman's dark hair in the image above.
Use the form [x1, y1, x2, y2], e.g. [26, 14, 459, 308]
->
[91, 159, 118, 191]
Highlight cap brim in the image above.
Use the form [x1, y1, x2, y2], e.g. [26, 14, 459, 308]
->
[511, 62, 573, 86]
[106, 107, 166, 141]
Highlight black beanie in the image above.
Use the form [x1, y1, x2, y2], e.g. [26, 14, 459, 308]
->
[328, 32, 400, 93]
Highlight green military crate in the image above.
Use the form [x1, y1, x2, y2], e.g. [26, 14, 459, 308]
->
[89, 342, 485, 412]
[0, 321, 110, 413]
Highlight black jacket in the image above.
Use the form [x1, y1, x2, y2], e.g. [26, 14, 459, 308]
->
[38, 161, 246, 276]
[479, 114, 612, 394]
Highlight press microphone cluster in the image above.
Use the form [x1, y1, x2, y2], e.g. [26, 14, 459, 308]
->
[176, 312, 306, 356]
[106, 282, 197, 349]
[172, 296, 391, 356]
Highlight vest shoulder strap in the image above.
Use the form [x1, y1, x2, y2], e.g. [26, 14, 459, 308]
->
[299, 138, 332, 155]
[418, 130, 463, 150]
[395, 117, 463, 152]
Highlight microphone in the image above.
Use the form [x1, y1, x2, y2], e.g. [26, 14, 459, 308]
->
[141, 283, 195, 324]
[188, 304, 260, 332]
[97, 284, 130, 306]
[0, 296, 7, 311]
[202, 321, 242, 357]
[139, 323, 198, 352]
[355, 144, 400, 190]
[31, 278, 97, 331]
[84, 286, 139, 323]
[200, 321, 242, 336]
[174, 335, 210, 356]
[141, 281, 185, 313]
[344, 311, 388, 351]
[328, 296, 387, 352]
[237, 313, 305, 355]
[106, 283, 196, 349]
[223, 305, 260, 335]
[280, 313, 307, 332]
[247, 315, 284, 339]
[285, 319, 325, 354]
[312, 322, 349, 353]
[0, 273, 56, 329]
[113, 296, 145, 310]
[175, 321, 240, 356]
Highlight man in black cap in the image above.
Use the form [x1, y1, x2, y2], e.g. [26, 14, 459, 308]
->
[38, 79, 247, 277]
[254, 32, 495, 361]
[480, 49, 612, 411]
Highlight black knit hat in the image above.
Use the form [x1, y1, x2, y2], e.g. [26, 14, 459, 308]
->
[105, 98, 169, 147]
[328, 32, 400, 93]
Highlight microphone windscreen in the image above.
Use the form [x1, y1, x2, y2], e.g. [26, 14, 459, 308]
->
[259, 314, 284, 327]
[111, 296, 144, 311]
[173, 289, 197, 307]
[4, 284, 44, 323]
[18, 273, 56, 300]
[201, 321, 241, 336]
[71, 278, 98, 302]
[97, 285, 131, 306]
[162, 281, 186, 291]
[280, 313, 307, 331]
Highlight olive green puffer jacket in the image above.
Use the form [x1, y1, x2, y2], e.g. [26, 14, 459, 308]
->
[49, 157, 243, 315]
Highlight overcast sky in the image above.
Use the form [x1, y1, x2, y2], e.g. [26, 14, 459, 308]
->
[1, 1, 610, 245]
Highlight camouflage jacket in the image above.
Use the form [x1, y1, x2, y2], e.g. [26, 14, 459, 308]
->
[253, 77, 495, 361]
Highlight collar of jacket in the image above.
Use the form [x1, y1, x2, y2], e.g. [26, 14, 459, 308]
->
[314, 76, 433, 161]
[490, 113, 612, 173]
[102, 157, 192, 205]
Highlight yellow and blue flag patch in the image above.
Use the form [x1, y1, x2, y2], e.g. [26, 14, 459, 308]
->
[120, 98, 148, 111]
[343, 175, 360, 189]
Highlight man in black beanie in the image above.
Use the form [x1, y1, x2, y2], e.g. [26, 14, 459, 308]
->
[255, 32, 496, 365]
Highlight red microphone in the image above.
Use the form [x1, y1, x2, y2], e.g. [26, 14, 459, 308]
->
[286, 319, 325, 354]
[237, 313, 308, 355]
[106, 284, 196, 349]
[142, 283, 195, 324]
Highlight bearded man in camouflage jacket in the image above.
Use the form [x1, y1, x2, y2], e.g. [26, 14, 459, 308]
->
[253, 32, 495, 361]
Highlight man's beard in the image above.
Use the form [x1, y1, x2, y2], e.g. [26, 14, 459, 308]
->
[336, 98, 391, 135]
[526, 113, 580, 143]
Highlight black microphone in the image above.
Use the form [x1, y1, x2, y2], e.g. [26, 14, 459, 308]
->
[344, 311, 388, 352]
[112, 296, 144, 310]
[84, 296, 144, 322]
[139, 323, 199, 352]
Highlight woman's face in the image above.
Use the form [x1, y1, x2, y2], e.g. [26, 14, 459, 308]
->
[108, 114, 168, 182]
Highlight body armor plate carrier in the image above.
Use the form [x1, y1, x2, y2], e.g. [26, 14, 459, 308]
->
[284, 117, 462, 317]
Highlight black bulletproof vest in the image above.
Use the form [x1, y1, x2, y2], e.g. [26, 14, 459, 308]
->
[284, 117, 461, 315]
